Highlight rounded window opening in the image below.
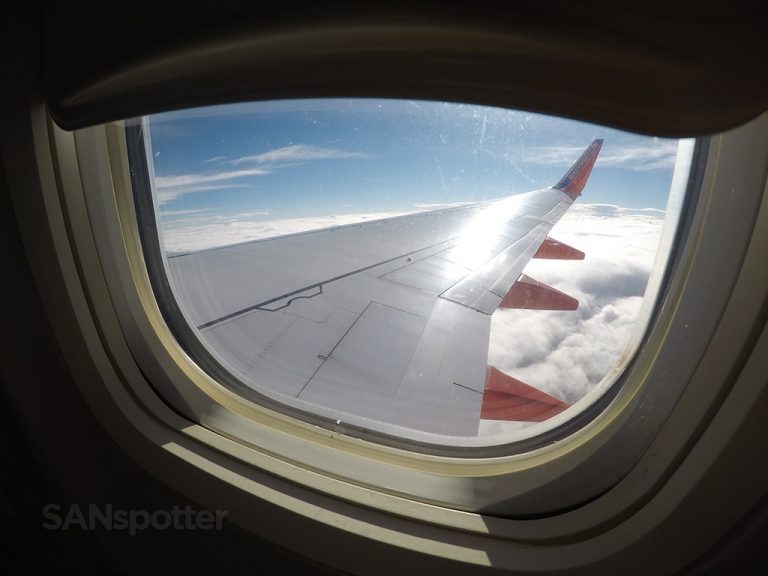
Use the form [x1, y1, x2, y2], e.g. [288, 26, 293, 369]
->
[130, 98, 693, 447]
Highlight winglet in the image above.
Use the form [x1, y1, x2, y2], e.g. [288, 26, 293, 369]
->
[554, 139, 603, 200]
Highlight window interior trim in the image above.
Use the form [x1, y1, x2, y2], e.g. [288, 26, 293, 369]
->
[16, 97, 768, 573]
[45, 11, 768, 138]
[69, 110, 768, 507]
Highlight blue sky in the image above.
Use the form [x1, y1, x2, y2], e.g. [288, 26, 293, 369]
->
[148, 98, 680, 223]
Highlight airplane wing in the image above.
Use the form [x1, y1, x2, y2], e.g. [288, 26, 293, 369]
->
[166, 139, 604, 436]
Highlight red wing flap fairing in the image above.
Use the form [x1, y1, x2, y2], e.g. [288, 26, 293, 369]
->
[500, 274, 579, 311]
[533, 237, 585, 260]
[481, 366, 570, 421]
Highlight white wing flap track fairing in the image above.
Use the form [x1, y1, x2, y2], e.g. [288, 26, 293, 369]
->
[166, 140, 604, 436]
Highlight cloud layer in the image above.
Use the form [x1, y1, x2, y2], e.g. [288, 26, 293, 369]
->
[480, 203, 664, 437]
[159, 210, 413, 253]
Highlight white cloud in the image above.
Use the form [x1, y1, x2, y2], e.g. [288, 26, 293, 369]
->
[158, 208, 212, 218]
[481, 203, 665, 436]
[160, 210, 412, 253]
[525, 140, 680, 171]
[225, 144, 366, 165]
[155, 183, 249, 206]
[154, 168, 270, 189]
[413, 201, 474, 210]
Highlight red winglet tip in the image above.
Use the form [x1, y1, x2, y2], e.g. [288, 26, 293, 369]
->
[554, 139, 603, 200]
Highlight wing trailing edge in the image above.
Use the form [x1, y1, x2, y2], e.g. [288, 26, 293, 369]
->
[480, 141, 602, 425]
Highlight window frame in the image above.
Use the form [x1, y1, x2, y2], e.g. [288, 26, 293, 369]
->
[28, 97, 768, 572]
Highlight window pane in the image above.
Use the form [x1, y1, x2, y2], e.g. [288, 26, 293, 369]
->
[139, 99, 690, 446]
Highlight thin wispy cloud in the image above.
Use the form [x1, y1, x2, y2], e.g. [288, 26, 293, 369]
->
[414, 202, 473, 210]
[225, 144, 367, 165]
[158, 208, 212, 217]
[525, 140, 680, 171]
[156, 184, 248, 205]
[154, 144, 366, 205]
[155, 168, 270, 189]
[154, 168, 268, 205]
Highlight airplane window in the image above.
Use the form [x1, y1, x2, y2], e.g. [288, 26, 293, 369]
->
[129, 98, 692, 447]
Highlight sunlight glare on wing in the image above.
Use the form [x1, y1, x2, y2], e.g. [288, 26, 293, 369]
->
[449, 196, 530, 269]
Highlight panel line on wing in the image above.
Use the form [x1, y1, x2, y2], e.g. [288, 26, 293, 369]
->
[259, 285, 324, 312]
[453, 381, 484, 395]
[197, 236, 461, 329]
[293, 301, 376, 397]
[296, 303, 428, 420]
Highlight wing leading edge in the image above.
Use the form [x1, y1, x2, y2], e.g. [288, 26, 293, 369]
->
[167, 140, 603, 437]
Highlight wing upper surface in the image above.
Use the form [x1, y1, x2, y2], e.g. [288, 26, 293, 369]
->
[164, 140, 603, 437]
